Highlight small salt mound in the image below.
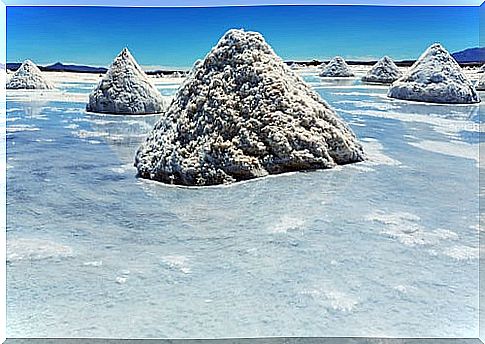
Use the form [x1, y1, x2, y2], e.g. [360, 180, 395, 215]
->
[320, 56, 354, 77]
[135, 29, 365, 186]
[86, 48, 165, 115]
[362, 56, 402, 84]
[388, 43, 480, 104]
[6, 60, 55, 90]
[478, 65, 485, 73]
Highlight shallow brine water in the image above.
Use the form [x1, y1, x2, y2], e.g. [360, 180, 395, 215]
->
[6, 70, 481, 338]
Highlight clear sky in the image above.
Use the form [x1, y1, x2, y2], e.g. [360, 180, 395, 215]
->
[6, 5, 480, 68]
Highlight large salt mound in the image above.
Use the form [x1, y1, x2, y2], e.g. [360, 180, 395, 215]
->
[388, 43, 480, 104]
[135, 29, 365, 186]
[6, 60, 54, 90]
[86, 48, 165, 115]
[362, 56, 402, 84]
[320, 56, 354, 77]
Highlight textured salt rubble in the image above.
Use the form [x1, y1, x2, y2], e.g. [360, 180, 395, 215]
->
[135, 29, 365, 186]
[442, 245, 479, 260]
[6, 60, 55, 90]
[86, 48, 165, 115]
[479, 65, 485, 73]
[320, 57, 354, 77]
[388, 43, 480, 104]
[299, 287, 358, 312]
[362, 56, 402, 84]
[7, 238, 73, 263]
[367, 211, 459, 247]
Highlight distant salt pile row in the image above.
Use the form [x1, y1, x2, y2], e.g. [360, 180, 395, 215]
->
[320, 56, 354, 77]
[135, 29, 365, 186]
[86, 48, 165, 115]
[362, 56, 402, 84]
[388, 43, 480, 104]
[6, 60, 55, 90]
[153, 71, 189, 79]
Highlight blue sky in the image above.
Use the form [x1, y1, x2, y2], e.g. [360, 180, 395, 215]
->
[6, 5, 480, 68]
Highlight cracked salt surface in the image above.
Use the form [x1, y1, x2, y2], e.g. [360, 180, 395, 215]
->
[6, 67, 480, 338]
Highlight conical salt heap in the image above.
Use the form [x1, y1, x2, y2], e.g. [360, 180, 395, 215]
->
[135, 29, 365, 186]
[478, 65, 485, 73]
[6, 60, 54, 90]
[86, 48, 165, 114]
[320, 56, 354, 77]
[362, 56, 402, 84]
[388, 43, 480, 104]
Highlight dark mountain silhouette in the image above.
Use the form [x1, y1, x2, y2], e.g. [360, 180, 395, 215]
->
[6, 62, 107, 73]
[451, 47, 485, 63]
[45, 62, 108, 73]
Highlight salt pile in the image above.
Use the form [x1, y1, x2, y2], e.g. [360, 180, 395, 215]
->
[388, 43, 480, 104]
[86, 48, 165, 114]
[478, 65, 485, 73]
[135, 29, 365, 186]
[320, 57, 354, 77]
[6, 60, 55, 90]
[362, 56, 402, 84]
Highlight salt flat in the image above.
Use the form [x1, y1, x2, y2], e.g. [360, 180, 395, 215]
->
[6, 67, 482, 338]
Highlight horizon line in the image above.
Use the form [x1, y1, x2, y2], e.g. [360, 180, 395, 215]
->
[5, 53, 484, 70]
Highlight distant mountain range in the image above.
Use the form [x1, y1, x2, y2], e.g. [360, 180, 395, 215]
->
[451, 47, 485, 63]
[6, 62, 108, 74]
[5, 48, 484, 74]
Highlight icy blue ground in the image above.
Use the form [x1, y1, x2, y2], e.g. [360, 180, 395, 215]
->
[6, 71, 481, 338]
